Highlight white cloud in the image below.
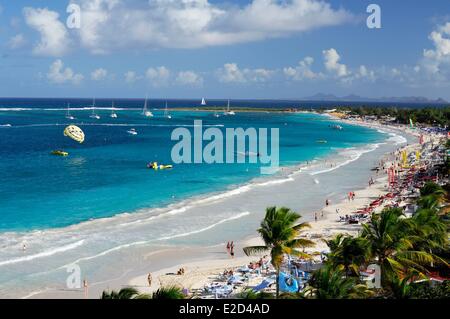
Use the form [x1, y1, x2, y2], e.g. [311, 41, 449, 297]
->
[284, 56, 322, 80]
[71, 0, 352, 53]
[23, 7, 70, 56]
[146, 66, 171, 87]
[124, 71, 141, 83]
[47, 59, 83, 85]
[323, 48, 348, 77]
[91, 68, 108, 81]
[420, 22, 450, 81]
[8, 34, 26, 49]
[217, 63, 274, 83]
[176, 71, 204, 86]
[217, 63, 246, 83]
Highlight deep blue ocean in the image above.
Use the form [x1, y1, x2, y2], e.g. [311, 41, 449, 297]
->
[0, 98, 384, 232]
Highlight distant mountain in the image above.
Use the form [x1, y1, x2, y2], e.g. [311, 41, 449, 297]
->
[303, 93, 448, 104]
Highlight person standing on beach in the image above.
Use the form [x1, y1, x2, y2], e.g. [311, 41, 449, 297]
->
[230, 241, 235, 258]
[226, 241, 230, 254]
[314, 212, 318, 222]
[83, 279, 88, 299]
[321, 211, 324, 218]
[326, 199, 329, 206]
[147, 273, 152, 287]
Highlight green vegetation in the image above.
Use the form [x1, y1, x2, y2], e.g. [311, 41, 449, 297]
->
[243, 206, 315, 298]
[303, 265, 373, 299]
[101, 287, 141, 299]
[337, 106, 450, 126]
[244, 181, 449, 299]
[101, 286, 185, 300]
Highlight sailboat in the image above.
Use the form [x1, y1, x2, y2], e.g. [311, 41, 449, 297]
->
[201, 98, 206, 106]
[65, 103, 75, 120]
[110, 101, 118, 118]
[224, 100, 235, 115]
[89, 98, 101, 119]
[142, 97, 153, 117]
[164, 101, 172, 119]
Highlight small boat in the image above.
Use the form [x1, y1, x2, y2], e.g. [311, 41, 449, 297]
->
[224, 100, 235, 115]
[110, 101, 118, 118]
[164, 101, 172, 119]
[142, 96, 153, 117]
[51, 150, 69, 156]
[65, 103, 75, 120]
[213, 111, 220, 118]
[316, 140, 328, 144]
[89, 98, 100, 119]
[127, 128, 138, 135]
[201, 98, 206, 106]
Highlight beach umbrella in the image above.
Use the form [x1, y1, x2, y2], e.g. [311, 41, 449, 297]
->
[64, 125, 85, 143]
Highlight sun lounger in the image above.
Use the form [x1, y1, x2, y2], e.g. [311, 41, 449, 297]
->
[253, 279, 274, 292]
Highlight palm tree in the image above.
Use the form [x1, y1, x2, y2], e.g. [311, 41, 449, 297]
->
[304, 265, 373, 299]
[325, 234, 370, 277]
[101, 286, 185, 299]
[101, 287, 140, 299]
[388, 271, 424, 299]
[418, 182, 446, 211]
[420, 182, 446, 198]
[411, 209, 448, 251]
[361, 208, 435, 287]
[239, 289, 274, 299]
[151, 286, 185, 299]
[243, 206, 314, 298]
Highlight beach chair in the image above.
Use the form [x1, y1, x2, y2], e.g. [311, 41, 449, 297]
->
[252, 279, 274, 292]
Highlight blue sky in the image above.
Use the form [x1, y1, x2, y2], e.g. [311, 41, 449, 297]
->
[0, 0, 449, 99]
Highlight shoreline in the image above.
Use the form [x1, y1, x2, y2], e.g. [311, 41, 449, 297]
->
[23, 117, 420, 299]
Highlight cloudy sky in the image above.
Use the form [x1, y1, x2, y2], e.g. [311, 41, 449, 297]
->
[0, 0, 449, 99]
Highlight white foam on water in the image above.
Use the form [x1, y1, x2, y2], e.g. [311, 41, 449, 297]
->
[157, 211, 251, 241]
[0, 240, 85, 267]
[0, 108, 33, 111]
[13, 123, 224, 128]
[387, 132, 407, 145]
[60, 211, 250, 268]
[310, 143, 381, 176]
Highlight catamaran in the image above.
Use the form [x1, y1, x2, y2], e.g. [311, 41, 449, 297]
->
[89, 98, 101, 119]
[65, 103, 75, 120]
[110, 101, 118, 118]
[224, 100, 235, 115]
[201, 98, 206, 106]
[164, 101, 172, 119]
[142, 97, 153, 117]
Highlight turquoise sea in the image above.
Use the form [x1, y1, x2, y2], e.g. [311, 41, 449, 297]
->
[0, 99, 383, 231]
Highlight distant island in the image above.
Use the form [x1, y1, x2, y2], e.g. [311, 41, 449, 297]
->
[303, 93, 448, 104]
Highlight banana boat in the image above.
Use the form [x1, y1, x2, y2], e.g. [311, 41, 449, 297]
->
[147, 162, 173, 170]
[51, 150, 69, 156]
